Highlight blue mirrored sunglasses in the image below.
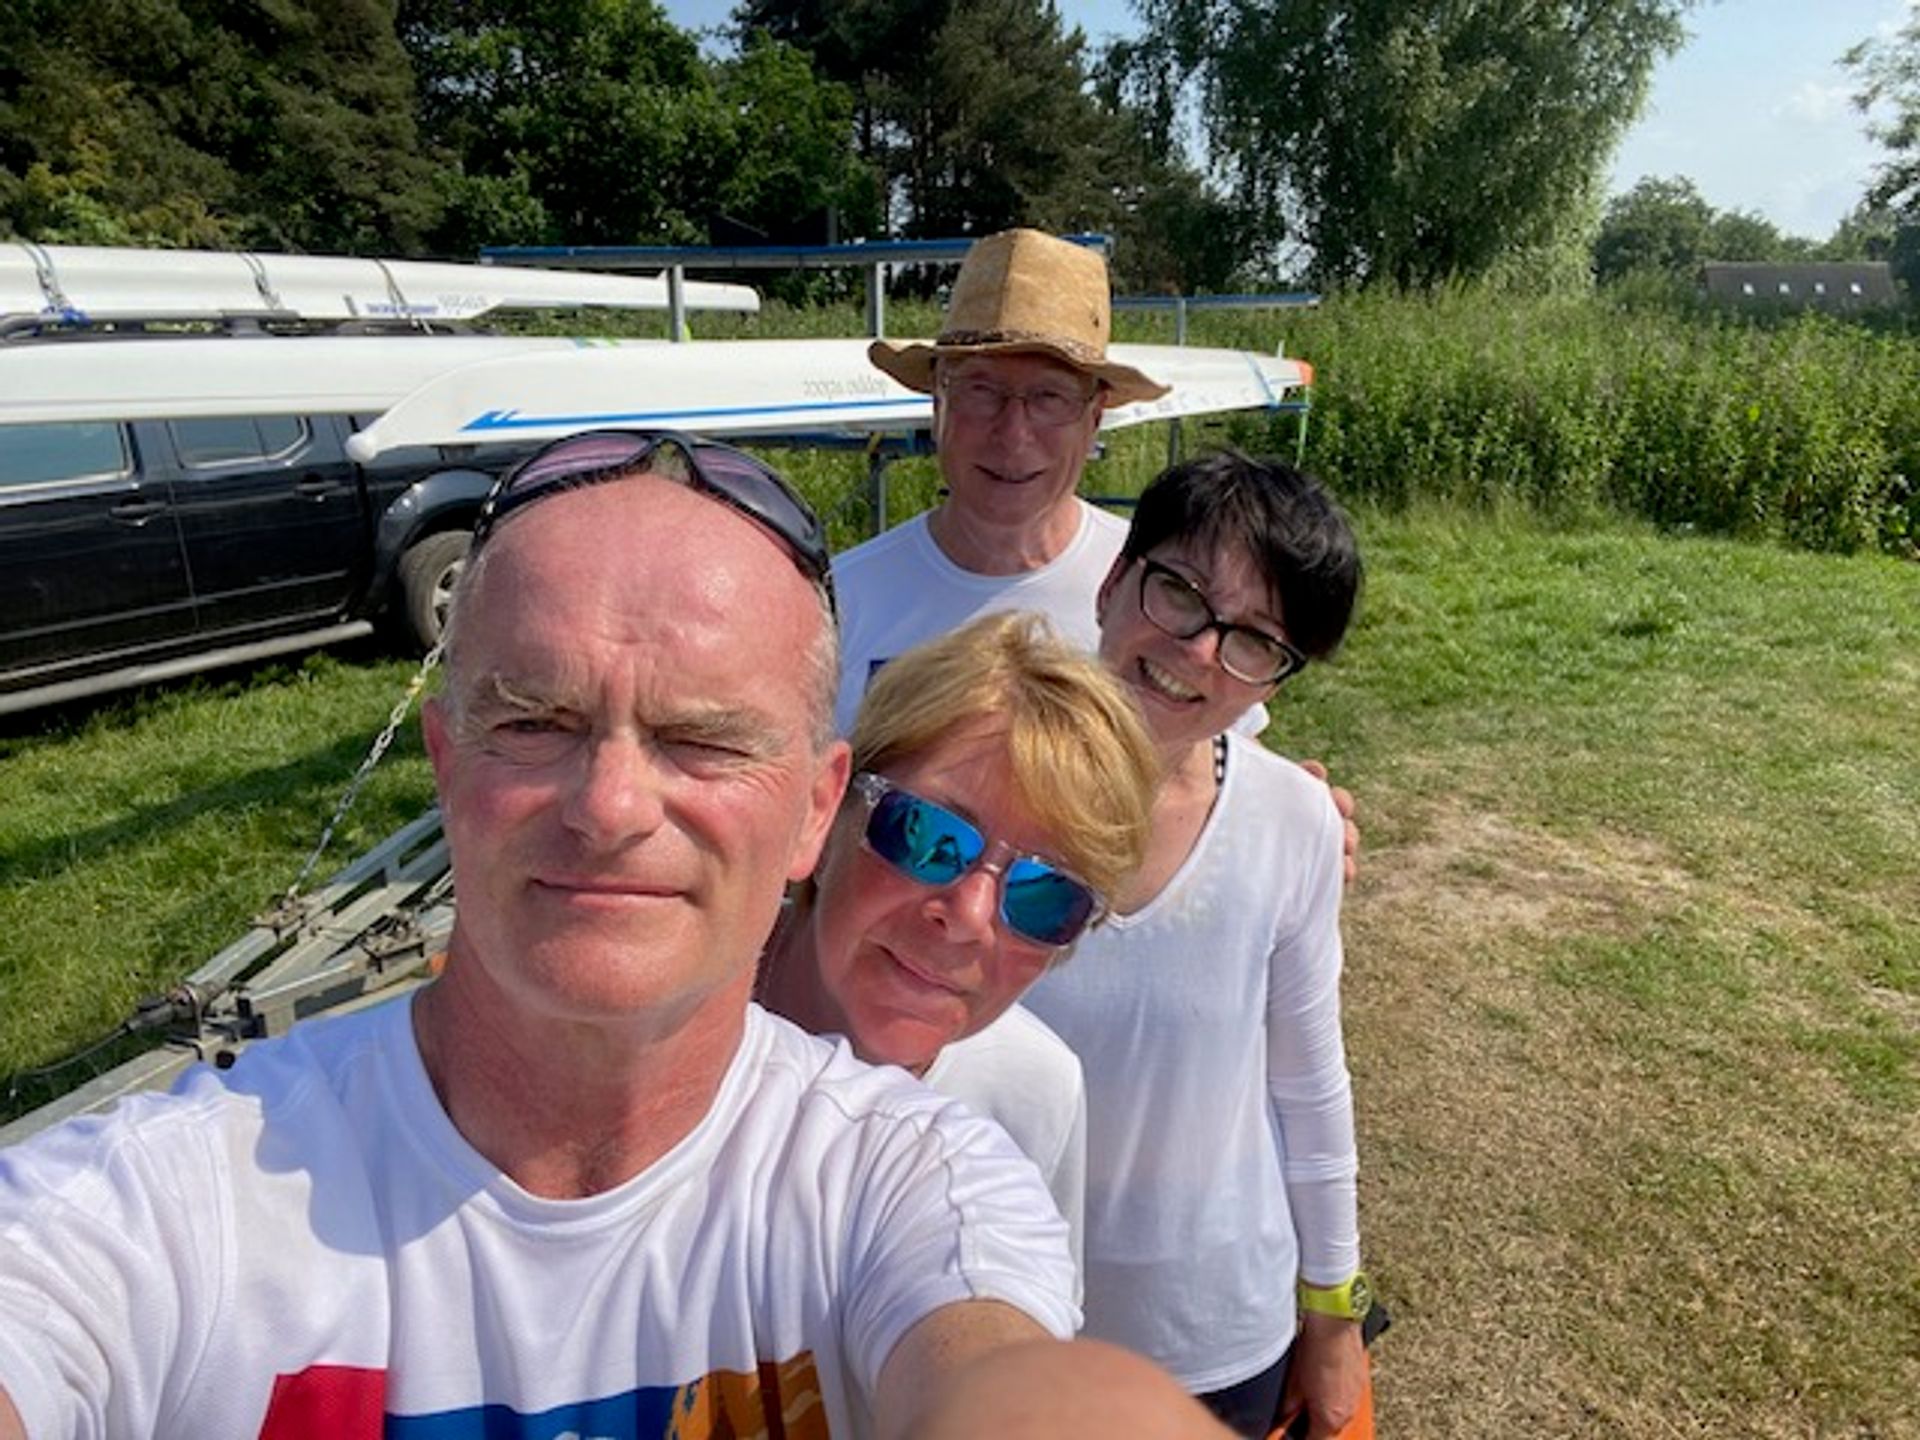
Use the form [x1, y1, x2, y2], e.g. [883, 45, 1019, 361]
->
[473, 429, 833, 608]
[852, 772, 1105, 949]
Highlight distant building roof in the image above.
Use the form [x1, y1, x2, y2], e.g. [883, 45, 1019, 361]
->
[1699, 262, 1899, 310]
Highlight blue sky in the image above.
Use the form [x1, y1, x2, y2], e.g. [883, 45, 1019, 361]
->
[1610, 0, 1911, 239]
[664, 0, 1915, 241]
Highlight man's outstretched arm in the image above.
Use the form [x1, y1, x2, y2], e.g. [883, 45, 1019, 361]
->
[876, 1304, 1231, 1440]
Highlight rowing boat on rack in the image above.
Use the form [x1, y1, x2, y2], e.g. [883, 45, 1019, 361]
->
[0, 242, 758, 328]
[343, 338, 1312, 455]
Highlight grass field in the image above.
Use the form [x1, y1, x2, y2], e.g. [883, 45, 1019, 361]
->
[1, 491, 1912, 1434]
[1319, 509, 1918, 1436]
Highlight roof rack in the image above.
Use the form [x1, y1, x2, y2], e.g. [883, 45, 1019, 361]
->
[0, 311, 486, 343]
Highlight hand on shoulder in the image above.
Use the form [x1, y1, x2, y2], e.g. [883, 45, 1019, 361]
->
[1293, 758, 1359, 886]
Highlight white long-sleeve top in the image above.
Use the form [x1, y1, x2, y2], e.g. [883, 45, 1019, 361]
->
[1023, 730, 1361, 1391]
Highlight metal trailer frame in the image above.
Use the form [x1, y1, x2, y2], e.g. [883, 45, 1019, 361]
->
[0, 810, 453, 1146]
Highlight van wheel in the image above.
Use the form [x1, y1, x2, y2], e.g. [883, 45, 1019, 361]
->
[398, 531, 471, 650]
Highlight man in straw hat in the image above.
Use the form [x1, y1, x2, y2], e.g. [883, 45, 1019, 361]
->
[835, 229, 1358, 874]
[833, 228, 1158, 735]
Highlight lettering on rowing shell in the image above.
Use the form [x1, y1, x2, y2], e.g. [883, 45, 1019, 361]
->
[799, 377, 890, 400]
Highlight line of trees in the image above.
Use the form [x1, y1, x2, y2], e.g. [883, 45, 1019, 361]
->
[1552, 10, 1920, 295]
[1593, 178, 1899, 286]
[0, 0, 875, 264]
[5, 1, 1920, 296]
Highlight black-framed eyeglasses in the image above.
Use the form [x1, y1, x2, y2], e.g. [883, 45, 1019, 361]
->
[1136, 558, 1306, 686]
[473, 429, 834, 609]
[937, 371, 1100, 429]
[852, 772, 1105, 949]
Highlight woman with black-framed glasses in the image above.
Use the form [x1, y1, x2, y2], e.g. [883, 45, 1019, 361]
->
[756, 610, 1160, 1272]
[1021, 450, 1374, 1440]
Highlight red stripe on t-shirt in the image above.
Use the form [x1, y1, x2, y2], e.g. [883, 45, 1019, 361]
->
[257, 1364, 386, 1440]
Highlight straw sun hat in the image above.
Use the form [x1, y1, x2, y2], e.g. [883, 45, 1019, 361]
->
[867, 229, 1169, 406]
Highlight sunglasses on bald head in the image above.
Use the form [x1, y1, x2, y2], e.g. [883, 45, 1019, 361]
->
[852, 772, 1105, 949]
[474, 429, 834, 608]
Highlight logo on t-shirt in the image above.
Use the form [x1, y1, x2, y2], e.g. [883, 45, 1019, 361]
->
[258, 1356, 828, 1439]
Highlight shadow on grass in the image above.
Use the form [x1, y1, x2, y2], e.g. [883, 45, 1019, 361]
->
[0, 633, 406, 743]
[0, 637, 429, 885]
[0, 727, 421, 885]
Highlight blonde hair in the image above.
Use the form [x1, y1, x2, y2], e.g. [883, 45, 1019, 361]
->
[849, 611, 1158, 902]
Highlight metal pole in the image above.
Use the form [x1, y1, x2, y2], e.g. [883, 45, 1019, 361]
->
[1167, 297, 1189, 468]
[669, 266, 687, 342]
[866, 262, 886, 338]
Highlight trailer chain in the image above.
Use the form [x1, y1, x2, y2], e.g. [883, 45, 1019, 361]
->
[279, 641, 445, 910]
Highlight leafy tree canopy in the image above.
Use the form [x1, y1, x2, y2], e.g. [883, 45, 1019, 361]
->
[904, 0, 1122, 235]
[1593, 175, 1714, 282]
[735, 0, 1125, 237]
[400, 0, 878, 255]
[1847, 10, 1920, 292]
[1117, 0, 1694, 288]
[1706, 209, 1811, 264]
[400, 0, 730, 250]
[1819, 201, 1899, 263]
[1596, 175, 1828, 284]
[712, 35, 883, 243]
[0, 0, 439, 251]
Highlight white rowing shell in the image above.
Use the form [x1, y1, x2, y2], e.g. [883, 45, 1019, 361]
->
[0, 244, 759, 323]
[0, 336, 664, 426]
[344, 339, 1311, 459]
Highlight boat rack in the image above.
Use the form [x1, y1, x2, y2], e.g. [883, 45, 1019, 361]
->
[0, 809, 454, 1147]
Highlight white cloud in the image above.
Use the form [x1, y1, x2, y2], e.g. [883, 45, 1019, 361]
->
[1780, 80, 1854, 123]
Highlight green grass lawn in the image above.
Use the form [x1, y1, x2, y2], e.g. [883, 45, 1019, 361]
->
[0, 642, 441, 1111]
[1, 495, 1914, 1435]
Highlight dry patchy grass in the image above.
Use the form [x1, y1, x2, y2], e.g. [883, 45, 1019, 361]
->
[1346, 788, 1919, 1437]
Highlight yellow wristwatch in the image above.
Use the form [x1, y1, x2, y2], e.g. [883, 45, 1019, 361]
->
[1297, 1271, 1373, 1322]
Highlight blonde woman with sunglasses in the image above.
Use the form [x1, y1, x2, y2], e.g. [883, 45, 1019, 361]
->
[757, 610, 1160, 1267]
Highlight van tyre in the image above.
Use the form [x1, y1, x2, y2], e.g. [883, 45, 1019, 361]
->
[398, 531, 471, 650]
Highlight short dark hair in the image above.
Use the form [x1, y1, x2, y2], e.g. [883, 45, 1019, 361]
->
[1121, 449, 1361, 660]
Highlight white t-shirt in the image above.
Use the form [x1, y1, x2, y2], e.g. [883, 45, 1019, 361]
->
[0, 996, 1076, 1439]
[830, 499, 1265, 738]
[1022, 733, 1360, 1392]
[830, 500, 1128, 734]
[922, 1003, 1087, 1283]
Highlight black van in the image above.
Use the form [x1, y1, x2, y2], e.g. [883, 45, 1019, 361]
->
[0, 376, 522, 716]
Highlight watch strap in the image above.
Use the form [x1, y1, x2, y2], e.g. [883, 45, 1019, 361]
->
[1297, 1270, 1373, 1321]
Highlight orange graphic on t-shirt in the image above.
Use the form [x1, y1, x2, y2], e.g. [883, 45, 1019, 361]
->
[668, 1354, 828, 1440]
